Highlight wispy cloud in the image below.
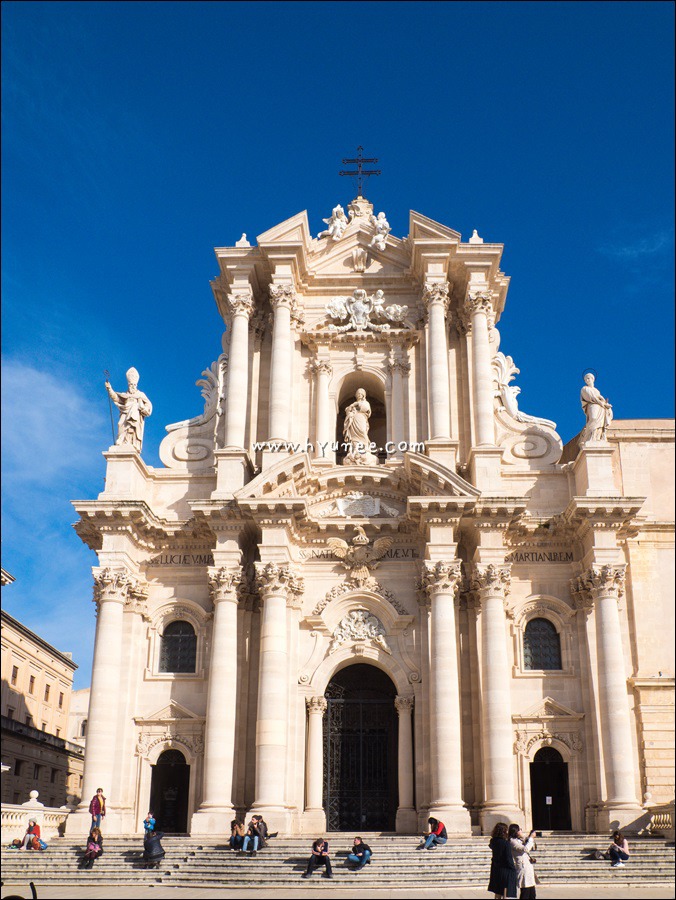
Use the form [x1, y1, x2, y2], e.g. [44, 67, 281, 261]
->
[1, 358, 109, 686]
[599, 229, 673, 260]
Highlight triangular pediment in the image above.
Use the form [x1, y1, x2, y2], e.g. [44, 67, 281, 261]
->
[409, 210, 462, 243]
[514, 697, 584, 722]
[134, 700, 203, 724]
[309, 228, 412, 279]
[256, 210, 312, 246]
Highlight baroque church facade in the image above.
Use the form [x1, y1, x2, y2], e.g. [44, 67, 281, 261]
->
[71, 195, 674, 836]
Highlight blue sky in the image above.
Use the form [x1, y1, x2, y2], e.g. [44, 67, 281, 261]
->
[2, 1, 674, 687]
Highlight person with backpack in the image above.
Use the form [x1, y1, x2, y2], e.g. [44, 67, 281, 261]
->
[19, 821, 40, 851]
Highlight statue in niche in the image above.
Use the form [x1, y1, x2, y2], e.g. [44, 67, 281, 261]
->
[343, 388, 378, 465]
[318, 204, 349, 241]
[369, 210, 391, 251]
[105, 367, 152, 452]
[579, 372, 613, 445]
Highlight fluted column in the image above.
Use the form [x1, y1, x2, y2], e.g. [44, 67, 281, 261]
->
[464, 291, 495, 447]
[472, 564, 521, 830]
[312, 360, 334, 463]
[423, 282, 451, 440]
[572, 565, 641, 825]
[305, 696, 327, 811]
[75, 568, 134, 829]
[422, 561, 470, 831]
[224, 290, 253, 449]
[394, 695, 416, 831]
[252, 563, 304, 823]
[268, 285, 299, 443]
[191, 567, 241, 832]
[388, 352, 409, 459]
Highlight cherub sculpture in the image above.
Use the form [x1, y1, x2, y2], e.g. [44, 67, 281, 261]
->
[318, 204, 349, 241]
[327, 525, 394, 587]
[369, 211, 391, 251]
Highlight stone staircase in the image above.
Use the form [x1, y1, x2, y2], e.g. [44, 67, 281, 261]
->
[1, 833, 673, 888]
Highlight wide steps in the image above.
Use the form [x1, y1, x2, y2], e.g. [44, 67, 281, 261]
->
[2, 834, 673, 887]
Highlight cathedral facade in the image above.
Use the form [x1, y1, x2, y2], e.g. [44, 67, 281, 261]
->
[71, 196, 674, 836]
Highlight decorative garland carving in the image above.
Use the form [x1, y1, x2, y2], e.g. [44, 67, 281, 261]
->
[312, 579, 407, 616]
[514, 728, 583, 756]
[328, 609, 390, 654]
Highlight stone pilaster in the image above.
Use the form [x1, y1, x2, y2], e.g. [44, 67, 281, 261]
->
[572, 565, 642, 829]
[422, 282, 451, 441]
[191, 566, 242, 833]
[388, 351, 409, 460]
[311, 359, 334, 464]
[268, 284, 299, 446]
[224, 290, 253, 449]
[304, 696, 328, 832]
[472, 563, 522, 831]
[394, 695, 417, 831]
[422, 560, 471, 832]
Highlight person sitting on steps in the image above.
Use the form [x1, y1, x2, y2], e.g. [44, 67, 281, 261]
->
[301, 836, 333, 878]
[347, 835, 372, 871]
[420, 817, 447, 850]
[242, 817, 262, 857]
[608, 830, 630, 868]
[82, 827, 103, 869]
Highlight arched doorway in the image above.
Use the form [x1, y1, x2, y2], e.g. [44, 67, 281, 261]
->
[530, 746, 572, 830]
[149, 749, 190, 833]
[323, 663, 397, 831]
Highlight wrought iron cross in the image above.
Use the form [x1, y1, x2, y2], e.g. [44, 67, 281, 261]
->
[340, 146, 380, 196]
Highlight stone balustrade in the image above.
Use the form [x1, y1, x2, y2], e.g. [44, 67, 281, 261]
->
[1, 791, 70, 842]
[647, 802, 675, 841]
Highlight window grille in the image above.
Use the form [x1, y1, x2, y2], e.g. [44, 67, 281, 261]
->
[159, 620, 197, 673]
[524, 617, 562, 670]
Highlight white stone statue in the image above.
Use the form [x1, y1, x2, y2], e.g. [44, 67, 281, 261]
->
[579, 373, 613, 445]
[369, 210, 391, 251]
[318, 204, 349, 241]
[343, 389, 378, 466]
[105, 367, 152, 452]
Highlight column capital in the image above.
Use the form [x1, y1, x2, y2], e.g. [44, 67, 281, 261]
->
[394, 695, 414, 715]
[462, 289, 496, 330]
[255, 562, 305, 599]
[269, 283, 304, 328]
[422, 281, 450, 314]
[226, 290, 254, 319]
[208, 565, 243, 604]
[92, 566, 142, 607]
[572, 564, 626, 602]
[422, 560, 463, 598]
[306, 695, 328, 715]
[310, 359, 333, 378]
[470, 563, 511, 599]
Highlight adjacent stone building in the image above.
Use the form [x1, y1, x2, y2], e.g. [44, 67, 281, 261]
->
[1, 609, 84, 808]
[70, 196, 674, 836]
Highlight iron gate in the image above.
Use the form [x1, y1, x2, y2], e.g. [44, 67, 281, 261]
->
[323, 696, 397, 831]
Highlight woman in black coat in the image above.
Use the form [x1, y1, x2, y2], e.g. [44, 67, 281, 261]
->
[488, 822, 517, 899]
[143, 830, 166, 869]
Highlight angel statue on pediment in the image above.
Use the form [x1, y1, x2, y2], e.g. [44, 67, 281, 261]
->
[318, 204, 349, 241]
[369, 210, 391, 251]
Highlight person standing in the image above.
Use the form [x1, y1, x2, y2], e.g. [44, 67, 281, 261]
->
[301, 837, 333, 879]
[508, 824, 537, 899]
[88, 788, 106, 829]
[488, 822, 517, 899]
[608, 830, 630, 868]
[347, 836, 372, 871]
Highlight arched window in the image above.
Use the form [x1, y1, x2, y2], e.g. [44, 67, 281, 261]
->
[524, 618, 562, 670]
[80, 719, 87, 738]
[159, 621, 197, 673]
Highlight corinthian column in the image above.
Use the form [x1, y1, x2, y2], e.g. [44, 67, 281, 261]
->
[224, 290, 253, 449]
[388, 352, 409, 459]
[305, 696, 327, 812]
[572, 565, 641, 827]
[73, 568, 134, 831]
[472, 564, 521, 830]
[423, 283, 451, 440]
[463, 291, 496, 447]
[268, 285, 300, 444]
[422, 561, 470, 832]
[312, 360, 334, 464]
[251, 563, 304, 826]
[191, 566, 241, 833]
[394, 695, 416, 831]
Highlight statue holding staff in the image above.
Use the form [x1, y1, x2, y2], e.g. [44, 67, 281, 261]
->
[105, 367, 152, 452]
